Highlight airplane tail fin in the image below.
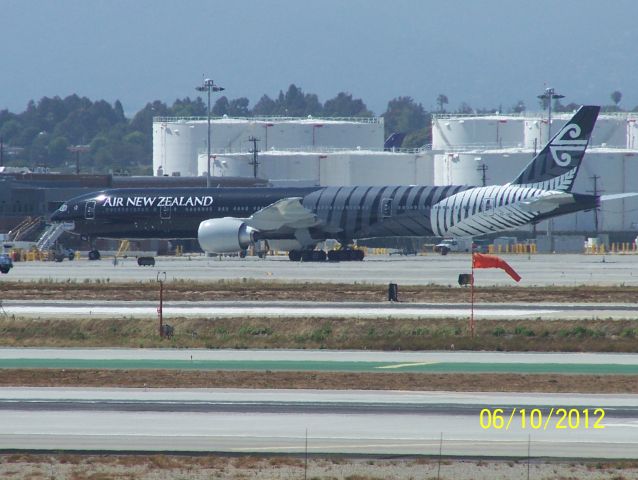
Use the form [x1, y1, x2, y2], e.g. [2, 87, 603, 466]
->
[510, 105, 600, 192]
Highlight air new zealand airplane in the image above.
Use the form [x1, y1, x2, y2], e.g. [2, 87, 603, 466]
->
[52, 105, 626, 261]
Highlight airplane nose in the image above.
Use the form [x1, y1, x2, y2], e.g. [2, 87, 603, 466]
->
[51, 203, 69, 222]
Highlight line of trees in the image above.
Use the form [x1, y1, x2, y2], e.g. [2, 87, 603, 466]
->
[0, 86, 634, 175]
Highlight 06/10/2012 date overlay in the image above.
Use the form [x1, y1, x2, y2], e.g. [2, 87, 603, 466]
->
[480, 408, 605, 430]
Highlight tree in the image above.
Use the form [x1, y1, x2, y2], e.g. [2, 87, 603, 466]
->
[212, 96, 230, 116]
[456, 102, 473, 114]
[228, 97, 250, 116]
[47, 136, 69, 165]
[611, 90, 622, 107]
[323, 92, 372, 117]
[510, 100, 526, 113]
[252, 95, 276, 116]
[436, 94, 449, 113]
[382, 97, 430, 148]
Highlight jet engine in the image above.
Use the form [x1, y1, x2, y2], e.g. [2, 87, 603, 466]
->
[198, 217, 256, 253]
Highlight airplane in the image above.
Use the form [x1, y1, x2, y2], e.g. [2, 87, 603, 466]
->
[52, 105, 620, 261]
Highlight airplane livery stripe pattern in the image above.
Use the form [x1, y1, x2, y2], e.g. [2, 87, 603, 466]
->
[517, 167, 577, 192]
[304, 185, 471, 240]
[431, 184, 543, 237]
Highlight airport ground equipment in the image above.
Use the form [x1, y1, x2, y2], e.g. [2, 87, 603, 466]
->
[0, 254, 13, 273]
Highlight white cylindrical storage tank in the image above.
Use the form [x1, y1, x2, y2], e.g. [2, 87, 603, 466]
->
[155, 117, 385, 174]
[627, 119, 638, 149]
[153, 121, 200, 176]
[589, 116, 626, 147]
[434, 150, 532, 186]
[432, 116, 525, 150]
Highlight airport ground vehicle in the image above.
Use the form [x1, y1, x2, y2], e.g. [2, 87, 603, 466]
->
[434, 238, 473, 255]
[0, 254, 13, 273]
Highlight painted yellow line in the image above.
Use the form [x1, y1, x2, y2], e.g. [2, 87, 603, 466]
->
[376, 362, 438, 370]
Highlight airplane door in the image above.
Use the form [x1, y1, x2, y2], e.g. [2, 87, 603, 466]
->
[160, 205, 171, 220]
[85, 201, 96, 220]
[381, 198, 392, 219]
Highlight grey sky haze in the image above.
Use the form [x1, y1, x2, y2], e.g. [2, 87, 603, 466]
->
[2, 0, 637, 116]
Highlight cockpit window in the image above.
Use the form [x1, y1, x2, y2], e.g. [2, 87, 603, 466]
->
[59, 204, 68, 212]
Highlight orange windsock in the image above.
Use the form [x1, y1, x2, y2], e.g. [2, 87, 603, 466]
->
[472, 253, 521, 282]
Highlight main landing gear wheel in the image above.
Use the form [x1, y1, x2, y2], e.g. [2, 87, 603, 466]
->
[88, 249, 101, 261]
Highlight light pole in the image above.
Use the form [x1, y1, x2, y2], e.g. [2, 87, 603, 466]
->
[537, 87, 564, 142]
[196, 78, 225, 187]
[537, 87, 565, 247]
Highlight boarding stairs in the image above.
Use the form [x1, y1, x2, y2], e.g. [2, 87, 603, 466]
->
[116, 240, 130, 257]
[35, 223, 67, 251]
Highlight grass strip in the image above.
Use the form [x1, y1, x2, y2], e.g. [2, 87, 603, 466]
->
[1, 369, 638, 393]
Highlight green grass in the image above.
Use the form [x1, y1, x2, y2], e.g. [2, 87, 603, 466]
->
[1, 316, 638, 352]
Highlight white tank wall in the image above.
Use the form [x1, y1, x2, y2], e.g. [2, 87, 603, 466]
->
[434, 113, 637, 152]
[154, 118, 384, 177]
[153, 122, 200, 176]
[199, 152, 320, 184]
[198, 151, 434, 187]
[321, 152, 434, 186]
[432, 117, 526, 150]
[627, 119, 638, 149]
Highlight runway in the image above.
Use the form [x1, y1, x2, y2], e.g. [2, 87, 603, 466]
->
[2, 253, 638, 286]
[2, 348, 638, 374]
[3, 299, 637, 320]
[0, 387, 636, 458]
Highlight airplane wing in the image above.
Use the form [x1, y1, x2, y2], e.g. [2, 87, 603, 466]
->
[519, 191, 575, 214]
[244, 197, 321, 231]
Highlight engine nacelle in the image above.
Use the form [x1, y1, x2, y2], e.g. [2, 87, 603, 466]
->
[198, 217, 256, 253]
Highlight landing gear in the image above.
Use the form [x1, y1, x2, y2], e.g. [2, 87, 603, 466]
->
[288, 250, 326, 262]
[288, 249, 364, 262]
[88, 249, 101, 261]
[327, 249, 364, 261]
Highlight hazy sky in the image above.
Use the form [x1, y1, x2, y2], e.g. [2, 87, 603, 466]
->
[2, 0, 637, 116]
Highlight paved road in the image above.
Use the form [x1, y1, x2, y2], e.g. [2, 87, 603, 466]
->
[2, 253, 638, 286]
[0, 388, 636, 458]
[2, 348, 638, 374]
[3, 299, 637, 320]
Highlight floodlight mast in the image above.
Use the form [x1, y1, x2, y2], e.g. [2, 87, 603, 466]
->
[537, 87, 565, 140]
[196, 78, 225, 187]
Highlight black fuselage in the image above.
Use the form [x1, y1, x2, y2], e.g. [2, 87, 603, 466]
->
[51, 185, 470, 242]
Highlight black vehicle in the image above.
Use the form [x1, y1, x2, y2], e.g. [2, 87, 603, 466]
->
[0, 254, 13, 274]
[51, 106, 623, 262]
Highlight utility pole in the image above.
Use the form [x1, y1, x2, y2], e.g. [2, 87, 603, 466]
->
[68, 145, 90, 175]
[248, 136, 260, 178]
[588, 174, 603, 233]
[476, 163, 488, 187]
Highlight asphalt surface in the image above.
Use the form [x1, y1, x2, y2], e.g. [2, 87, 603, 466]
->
[3, 299, 638, 320]
[2, 253, 638, 286]
[0, 388, 636, 458]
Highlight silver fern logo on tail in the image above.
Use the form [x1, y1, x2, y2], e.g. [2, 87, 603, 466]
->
[510, 105, 600, 192]
[550, 123, 588, 167]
